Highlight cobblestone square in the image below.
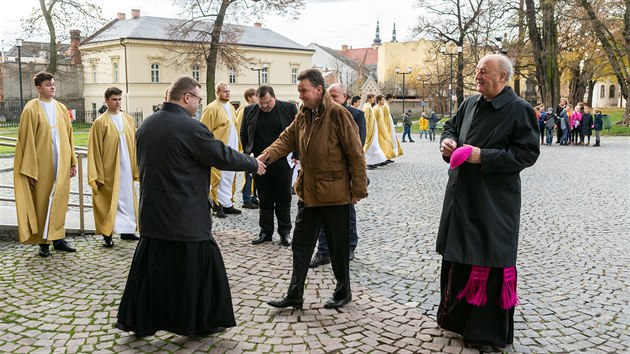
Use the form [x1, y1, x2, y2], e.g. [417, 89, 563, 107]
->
[1, 135, 628, 353]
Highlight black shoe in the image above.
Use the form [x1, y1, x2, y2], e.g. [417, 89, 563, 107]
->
[252, 232, 272, 245]
[223, 206, 242, 215]
[121, 233, 139, 241]
[402, 140, 406, 142]
[279, 234, 291, 247]
[349, 250, 355, 261]
[53, 240, 76, 252]
[367, 165, 377, 170]
[214, 206, 227, 218]
[267, 297, 303, 309]
[324, 294, 352, 309]
[242, 201, 259, 209]
[309, 253, 331, 268]
[199, 327, 226, 336]
[39, 244, 50, 258]
[410, 140, 415, 142]
[103, 235, 114, 248]
[251, 199, 259, 206]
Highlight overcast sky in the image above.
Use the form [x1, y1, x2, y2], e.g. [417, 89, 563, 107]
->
[0, 0, 421, 51]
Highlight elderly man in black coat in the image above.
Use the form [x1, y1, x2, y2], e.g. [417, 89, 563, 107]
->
[116, 75, 266, 337]
[437, 54, 540, 351]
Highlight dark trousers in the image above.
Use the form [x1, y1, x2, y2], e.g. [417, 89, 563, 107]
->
[556, 125, 563, 142]
[253, 159, 292, 235]
[316, 203, 357, 256]
[287, 202, 351, 301]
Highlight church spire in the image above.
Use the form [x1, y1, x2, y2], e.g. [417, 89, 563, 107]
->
[372, 18, 382, 48]
[392, 21, 398, 42]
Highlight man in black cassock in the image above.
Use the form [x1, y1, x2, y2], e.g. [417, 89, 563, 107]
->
[115, 75, 266, 337]
[437, 54, 539, 351]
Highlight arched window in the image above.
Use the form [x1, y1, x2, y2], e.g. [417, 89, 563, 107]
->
[151, 63, 160, 83]
[228, 67, 237, 84]
[113, 63, 119, 83]
[609, 85, 615, 98]
[600, 85, 605, 98]
[192, 64, 200, 82]
[291, 67, 298, 84]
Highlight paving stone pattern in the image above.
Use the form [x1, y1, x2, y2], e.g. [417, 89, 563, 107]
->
[0, 135, 629, 353]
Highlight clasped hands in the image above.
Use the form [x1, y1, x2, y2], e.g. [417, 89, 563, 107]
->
[440, 139, 481, 164]
[255, 151, 269, 175]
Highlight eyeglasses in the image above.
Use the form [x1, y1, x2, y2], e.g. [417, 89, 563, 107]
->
[186, 92, 203, 104]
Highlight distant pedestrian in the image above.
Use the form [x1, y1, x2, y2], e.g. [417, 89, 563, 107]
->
[581, 107, 593, 146]
[555, 98, 567, 143]
[401, 109, 414, 142]
[559, 108, 570, 145]
[419, 112, 429, 140]
[544, 107, 556, 145]
[427, 111, 439, 141]
[593, 109, 603, 147]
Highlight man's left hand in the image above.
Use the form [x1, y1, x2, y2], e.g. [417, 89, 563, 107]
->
[464, 145, 482, 164]
[352, 197, 362, 204]
[70, 166, 77, 178]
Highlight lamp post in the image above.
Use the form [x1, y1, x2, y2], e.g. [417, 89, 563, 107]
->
[395, 66, 412, 116]
[16, 38, 24, 111]
[417, 75, 430, 111]
[250, 66, 264, 87]
[440, 45, 462, 117]
[495, 36, 508, 55]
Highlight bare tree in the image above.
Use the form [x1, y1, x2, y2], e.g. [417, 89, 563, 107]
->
[173, 0, 304, 102]
[21, 0, 106, 74]
[577, 0, 630, 125]
[413, 0, 511, 109]
[524, 0, 561, 106]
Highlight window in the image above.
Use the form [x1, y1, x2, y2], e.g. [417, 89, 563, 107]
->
[192, 64, 200, 82]
[92, 64, 97, 83]
[151, 63, 160, 83]
[261, 67, 268, 84]
[600, 85, 605, 98]
[291, 67, 298, 84]
[113, 63, 119, 83]
[228, 67, 237, 84]
[609, 85, 615, 98]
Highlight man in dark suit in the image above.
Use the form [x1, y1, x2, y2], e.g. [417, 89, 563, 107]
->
[241, 85, 297, 247]
[310, 83, 366, 267]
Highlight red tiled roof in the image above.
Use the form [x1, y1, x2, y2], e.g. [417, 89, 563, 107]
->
[339, 48, 378, 66]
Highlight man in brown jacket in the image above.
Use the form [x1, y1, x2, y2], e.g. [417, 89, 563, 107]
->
[259, 69, 368, 309]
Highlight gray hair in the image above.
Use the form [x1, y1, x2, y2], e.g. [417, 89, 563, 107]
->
[483, 54, 514, 83]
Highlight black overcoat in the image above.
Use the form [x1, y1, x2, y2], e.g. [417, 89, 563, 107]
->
[136, 102, 258, 242]
[437, 87, 540, 268]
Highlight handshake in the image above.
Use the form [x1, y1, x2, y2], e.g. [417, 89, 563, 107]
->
[253, 151, 270, 175]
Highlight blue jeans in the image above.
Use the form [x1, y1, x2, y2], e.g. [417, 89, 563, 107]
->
[429, 128, 436, 140]
[419, 130, 429, 139]
[242, 172, 258, 203]
[545, 128, 554, 144]
[316, 204, 357, 256]
[402, 125, 412, 141]
[561, 128, 569, 145]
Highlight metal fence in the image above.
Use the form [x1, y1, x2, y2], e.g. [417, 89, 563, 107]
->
[0, 108, 143, 129]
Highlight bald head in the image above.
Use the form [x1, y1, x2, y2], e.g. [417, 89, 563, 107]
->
[327, 83, 347, 105]
[475, 54, 514, 99]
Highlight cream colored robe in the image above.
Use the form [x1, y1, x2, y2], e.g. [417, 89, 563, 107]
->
[383, 103, 403, 157]
[14, 99, 77, 244]
[362, 103, 387, 165]
[200, 99, 239, 207]
[374, 105, 395, 159]
[87, 112, 139, 236]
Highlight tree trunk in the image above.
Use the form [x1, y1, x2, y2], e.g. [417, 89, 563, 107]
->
[525, 0, 560, 106]
[456, 45, 464, 109]
[40, 0, 57, 74]
[204, 0, 232, 103]
[586, 79, 596, 107]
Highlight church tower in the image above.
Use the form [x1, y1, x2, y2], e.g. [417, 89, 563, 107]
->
[371, 19, 382, 48]
[392, 21, 398, 42]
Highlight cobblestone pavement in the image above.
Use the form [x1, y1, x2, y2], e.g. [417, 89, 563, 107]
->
[0, 135, 629, 353]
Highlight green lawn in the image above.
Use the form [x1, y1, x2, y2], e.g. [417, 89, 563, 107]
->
[0, 127, 89, 155]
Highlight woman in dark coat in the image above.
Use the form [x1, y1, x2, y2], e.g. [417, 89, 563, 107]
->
[581, 107, 594, 146]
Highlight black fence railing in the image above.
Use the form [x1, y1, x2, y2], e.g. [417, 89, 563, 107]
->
[0, 108, 144, 129]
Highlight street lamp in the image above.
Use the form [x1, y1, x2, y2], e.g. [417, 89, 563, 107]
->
[250, 65, 264, 87]
[417, 75, 430, 111]
[16, 38, 24, 111]
[395, 66, 412, 115]
[440, 45, 462, 117]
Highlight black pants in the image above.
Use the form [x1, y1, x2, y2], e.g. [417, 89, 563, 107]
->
[253, 159, 292, 236]
[287, 201, 351, 301]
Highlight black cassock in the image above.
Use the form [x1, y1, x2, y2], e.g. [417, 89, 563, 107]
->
[116, 102, 258, 337]
[436, 87, 539, 347]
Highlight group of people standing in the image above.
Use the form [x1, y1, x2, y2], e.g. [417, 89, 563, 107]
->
[536, 99, 605, 147]
[13, 53, 542, 352]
